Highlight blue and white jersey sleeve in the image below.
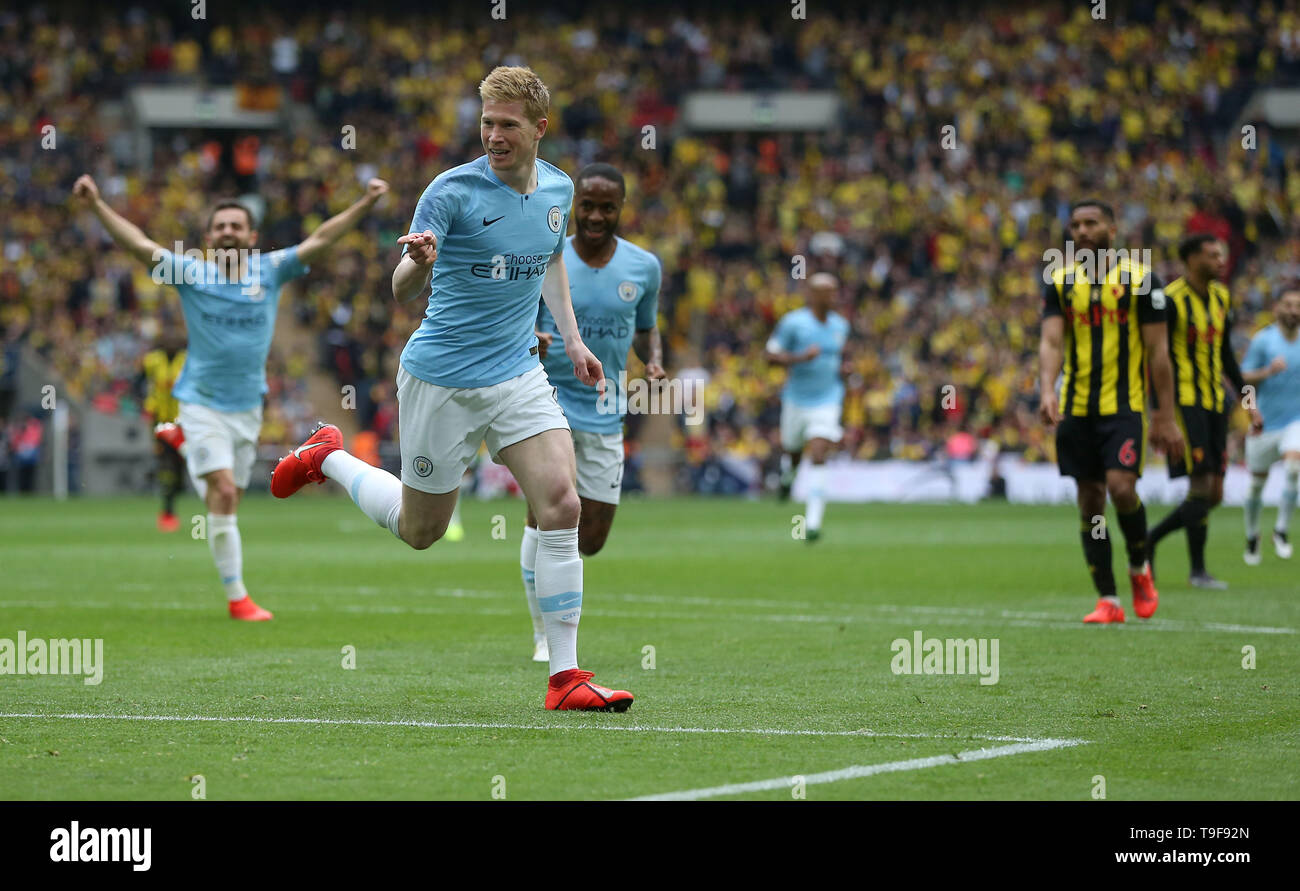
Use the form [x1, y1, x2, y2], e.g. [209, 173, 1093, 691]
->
[636, 256, 661, 330]
[1242, 330, 1268, 374]
[404, 175, 464, 252]
[264, 246, 309, 288]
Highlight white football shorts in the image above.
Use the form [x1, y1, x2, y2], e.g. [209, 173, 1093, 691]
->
[177, 401, 263, 492]
[397, 362, 570, 494]
[779, 400, 843, 452]
[1245, 419, 1300, 474]
[572, 429, 624, 505]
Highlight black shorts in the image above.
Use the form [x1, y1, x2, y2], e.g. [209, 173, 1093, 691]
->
[1056, 412, 1146, 481]
[1169, 405, 1227, 479]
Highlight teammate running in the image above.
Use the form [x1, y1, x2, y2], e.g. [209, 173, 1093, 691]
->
[1241, 287, 1300, 564]
[520, 162, 663, 662]
[766, 272, 850, 542]
[73, 172, 389, 620]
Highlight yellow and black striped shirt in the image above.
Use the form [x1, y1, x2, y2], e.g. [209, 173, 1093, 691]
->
[1042, 259, 1165, 417]
[142, 348, 185, 423]
[1163, 277, 1233, 413]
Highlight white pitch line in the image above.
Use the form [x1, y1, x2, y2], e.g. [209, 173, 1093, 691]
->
[1, 596, 1293, 635]
[0, 712, 1076, 744]
[630, 738, 1085, 801]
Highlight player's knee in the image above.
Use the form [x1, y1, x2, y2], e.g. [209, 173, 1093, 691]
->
[578, 528, 608, 556]
[537, 485, 581, 529]
[404, 524, 443, 551]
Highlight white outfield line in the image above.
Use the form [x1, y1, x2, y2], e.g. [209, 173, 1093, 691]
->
[630, 738, 1086, 801]
[2, 595, 1294, 635]
[0, 711, 1082, 744]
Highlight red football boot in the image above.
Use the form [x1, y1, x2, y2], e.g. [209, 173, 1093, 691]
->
[154, 422, 185, 451]
[157, 511, 180, 533]
[545, 669, 633, 712]
[1083, 598, 1126, 624]
[1129, 563, 1159, 619]
[229, 596, 273, 621]
[270, 423, 342, 498]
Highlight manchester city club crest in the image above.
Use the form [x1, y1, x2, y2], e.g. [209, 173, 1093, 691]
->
[412, 456, 433, 477]
[548, 206, 562, 233]
[618, 281, 638, 303]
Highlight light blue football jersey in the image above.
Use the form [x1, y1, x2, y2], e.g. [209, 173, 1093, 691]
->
[399, 155, 573, 389]
[537, 236, 661, 433]
[163, 246, 308, 412]
[769, 307, 850, 408]
[1242, 324, 1300, 430]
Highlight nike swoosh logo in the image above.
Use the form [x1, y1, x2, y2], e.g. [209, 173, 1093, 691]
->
[483, 215, 505, 226]
[293, 441, 331, 460]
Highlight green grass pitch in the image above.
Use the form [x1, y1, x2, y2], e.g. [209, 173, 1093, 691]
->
[1, 494, 1296, 800]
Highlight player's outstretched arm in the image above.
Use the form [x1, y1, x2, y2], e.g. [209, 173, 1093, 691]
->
[297, 178, 389, 265]
[72, 175, 166, 267]
[542, 253, 605, 395]
[633, 326, 665, 380]
[1038, 315, 1064, 426]
[1141, 321, 1185, 463]
[392, 232, 436, 303]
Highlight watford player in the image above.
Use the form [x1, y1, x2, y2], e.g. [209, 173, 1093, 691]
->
[1038, 200, 1185, 624]
[1146, 235, 1260, 589]
[142, 331, 187, 532]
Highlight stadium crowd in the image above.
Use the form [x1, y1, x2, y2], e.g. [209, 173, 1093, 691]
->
[4, 1, 1300, 493]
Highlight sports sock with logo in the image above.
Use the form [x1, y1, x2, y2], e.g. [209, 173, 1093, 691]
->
[1182, 495, 1211, 575]
[520, 525, 544, 642]
[1147, 501, 1187, 547]
[1080, 518, 1117, 599]
[1279, 458, 1299, 534]
[1115, 498, 1148, 570]
[536, 527, 582, 675]
[208, 513, 248, 602]
[805, 462, 827, 531]
[322, 450, 403, 539]
[1245, 475, 1265, 540]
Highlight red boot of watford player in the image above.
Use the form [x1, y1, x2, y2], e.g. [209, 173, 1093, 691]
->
[1129, 563, 1159, 619]
[545, 669, 633, 712]
[1083, 598, 1126, 624]
[270, 423, 342, 498]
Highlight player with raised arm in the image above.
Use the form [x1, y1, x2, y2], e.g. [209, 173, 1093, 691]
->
[73, 173, 389, 620]
[1145, 235, 1260, 588]
[766, 273, 850, 542]
[270, 67, 634, 711]
[519, 163, 663, 663]
[1038, 199, 1184, 624]
[1240, 287, 1300, 564]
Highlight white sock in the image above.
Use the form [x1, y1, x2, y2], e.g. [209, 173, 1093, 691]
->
[521, 525, 543, 641]
[1245, 475, 1265, 539]
[208, 513, 248, 602]
[449, 498, 462, 528]
[806, 463, 827, 531]
[1279, 459, 1299, 534]
[536, 527, 582, 674]
[323, 450, 403, 539]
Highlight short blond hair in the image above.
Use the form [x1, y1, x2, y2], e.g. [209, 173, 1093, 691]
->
[479, 66, 550, 123]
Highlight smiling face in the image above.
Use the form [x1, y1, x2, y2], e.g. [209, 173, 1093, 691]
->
[573, 176, 623, 249]
[1277, 290, 1300, 330]
[205, 207, 256, 252]
[481, 99, 546, 179]
[1068, 204, 1115, 253]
